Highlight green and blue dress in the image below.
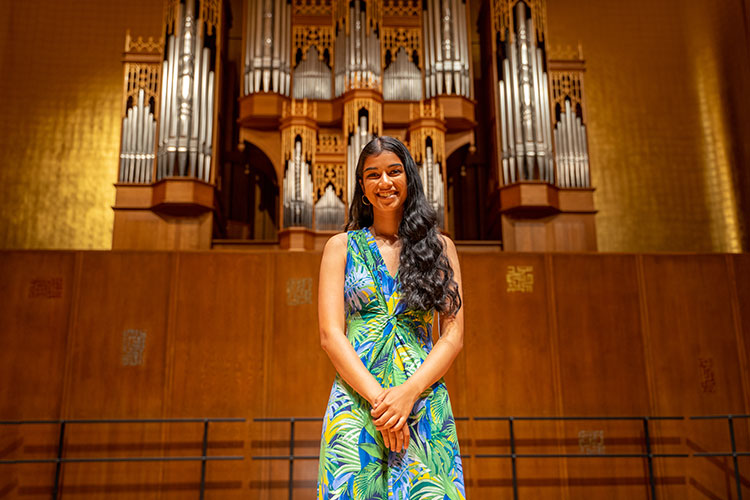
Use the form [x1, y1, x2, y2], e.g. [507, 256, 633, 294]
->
[317, 227, 465, 500]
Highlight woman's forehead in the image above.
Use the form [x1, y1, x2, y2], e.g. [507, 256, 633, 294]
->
[363, 151, 403, 172]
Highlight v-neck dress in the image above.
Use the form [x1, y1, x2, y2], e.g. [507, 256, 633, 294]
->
[316, 227, 465, 500]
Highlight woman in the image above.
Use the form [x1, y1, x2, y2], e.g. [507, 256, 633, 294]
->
[316, 136, 466, 499]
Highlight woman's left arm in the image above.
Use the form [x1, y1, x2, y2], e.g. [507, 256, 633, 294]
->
[371, 235, 464, 432]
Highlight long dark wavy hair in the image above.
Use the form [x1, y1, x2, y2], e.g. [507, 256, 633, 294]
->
[345, 136, 462, 316]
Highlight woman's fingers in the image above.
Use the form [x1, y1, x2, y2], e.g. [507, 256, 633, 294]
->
[381, 429, 391, 450]
[391, 416, 406, 432]
[375, 414, 399, 430]
[394, 428, 403, 451]
[403, 426, 410, 451]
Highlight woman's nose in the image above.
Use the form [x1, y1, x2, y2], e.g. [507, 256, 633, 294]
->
[377, 171, 392, 186]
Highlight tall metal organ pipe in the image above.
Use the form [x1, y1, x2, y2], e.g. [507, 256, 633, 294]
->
[244, 0, 291, 95]
[119, 89, 157, 183]
[418, 143, 445, 227]
[334, 0, 381, 97]
[423, 0, 471, 98]
[347, 113, 373, 206]
[497, 2, 553, 185]
[554, 99, 590, 187]
[157, 0, 216, 182]
[283, 138, 314, 227]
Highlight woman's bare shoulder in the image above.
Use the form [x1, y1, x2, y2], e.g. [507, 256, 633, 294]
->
[322, 231, 349, 259]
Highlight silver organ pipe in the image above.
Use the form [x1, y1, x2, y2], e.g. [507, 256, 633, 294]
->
[423, 0, 470, 98]
[119, 88, 156, 183]
[292, 46, 333, 100]
[419, 143, 445, 227]
[334, 0, 381, 97]
[283, 138, 314, 227]
[314, 184, 346, 230]
[347, 113, 373, 206]
[496, 2, 553, 185]
[554, 99, 590, 188]
[383, 47, 423, 101]
[244, 0, 291, 95]
[156, 0, 216, 182]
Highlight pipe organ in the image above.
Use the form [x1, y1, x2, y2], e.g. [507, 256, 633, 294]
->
[113, 0, 597, 250]
[423, 0, 472, 98]
[156, 0, 219, 182]
[244, 0, 292, 95]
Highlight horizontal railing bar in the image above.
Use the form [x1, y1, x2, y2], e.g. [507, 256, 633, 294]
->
[474, 453, 690, 459]
[690, 415, 750, 420]
[473, 416, 684, 421]
[254, 417, 321, 422]
[0, 455, 244, 465]
[254, 417, 470, 422]
[251, 454, 474, 460]
[694, 452, 750, 457]
[0, 418, 245, 425]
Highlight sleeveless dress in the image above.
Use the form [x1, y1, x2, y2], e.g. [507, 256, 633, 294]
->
[317, 227, 465, 500]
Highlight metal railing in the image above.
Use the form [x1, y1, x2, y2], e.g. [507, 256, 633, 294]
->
[0, 417, 245, 500]
[252, 414, 750, 500]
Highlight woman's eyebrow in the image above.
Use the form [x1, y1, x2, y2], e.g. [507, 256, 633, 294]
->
[363, 162, 403, 172]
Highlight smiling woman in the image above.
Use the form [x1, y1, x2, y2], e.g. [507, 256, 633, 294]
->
[316, 137, 466, 499]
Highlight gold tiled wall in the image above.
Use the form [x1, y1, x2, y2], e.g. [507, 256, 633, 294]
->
[0, 0, 162, 249]
[548, 0, 750, 252]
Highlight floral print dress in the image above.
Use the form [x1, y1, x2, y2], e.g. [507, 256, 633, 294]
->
[317, 227, 465, 500]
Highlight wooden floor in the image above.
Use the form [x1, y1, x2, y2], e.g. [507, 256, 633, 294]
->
[1, 250, 750, 499]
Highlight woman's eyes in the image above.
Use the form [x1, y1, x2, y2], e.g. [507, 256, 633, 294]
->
[367, 169, 402, 178]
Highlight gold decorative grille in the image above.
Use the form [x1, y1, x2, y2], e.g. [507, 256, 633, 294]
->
[382, 27, 421, 69]
[293, 25, 334, 63]
[344, 99, 382, 136]
[492, 0, 546, 42]
[314, 163, 345, 201]
[549, 71, 584, 113]
[382, 0, 421, 18]
[293, 0, 333, 16]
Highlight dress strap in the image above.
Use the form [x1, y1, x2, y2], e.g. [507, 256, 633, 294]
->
[350, 228, 380, 277]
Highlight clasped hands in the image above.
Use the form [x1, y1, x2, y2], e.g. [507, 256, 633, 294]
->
[370, 382, 420, 453]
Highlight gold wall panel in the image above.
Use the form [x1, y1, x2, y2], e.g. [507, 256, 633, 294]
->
[0, 0, 162, 250]
[548, 0, 750, 252]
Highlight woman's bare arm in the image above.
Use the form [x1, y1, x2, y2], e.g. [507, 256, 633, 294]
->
[318, 232, 384, 406]
[371, 235, 464, 431]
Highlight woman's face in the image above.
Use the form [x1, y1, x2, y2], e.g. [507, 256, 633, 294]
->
[359, 151, 408, 212]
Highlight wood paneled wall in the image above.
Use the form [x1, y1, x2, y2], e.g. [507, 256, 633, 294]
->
[1, 250, 749, 499]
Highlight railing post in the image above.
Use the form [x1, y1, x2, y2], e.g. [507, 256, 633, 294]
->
[200, 419, 209, 500]
[52, 420, 66, 500]
[509, 417, 518, 500]
[642, 417, 656, 500]
[289, 418, 296, 500]
[728, 415, 743, 500]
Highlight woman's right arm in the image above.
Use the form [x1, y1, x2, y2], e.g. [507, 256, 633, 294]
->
[318, 232, 384, 406]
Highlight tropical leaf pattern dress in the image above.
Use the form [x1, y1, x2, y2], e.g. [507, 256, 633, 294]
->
[317, 227, 465, 500]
